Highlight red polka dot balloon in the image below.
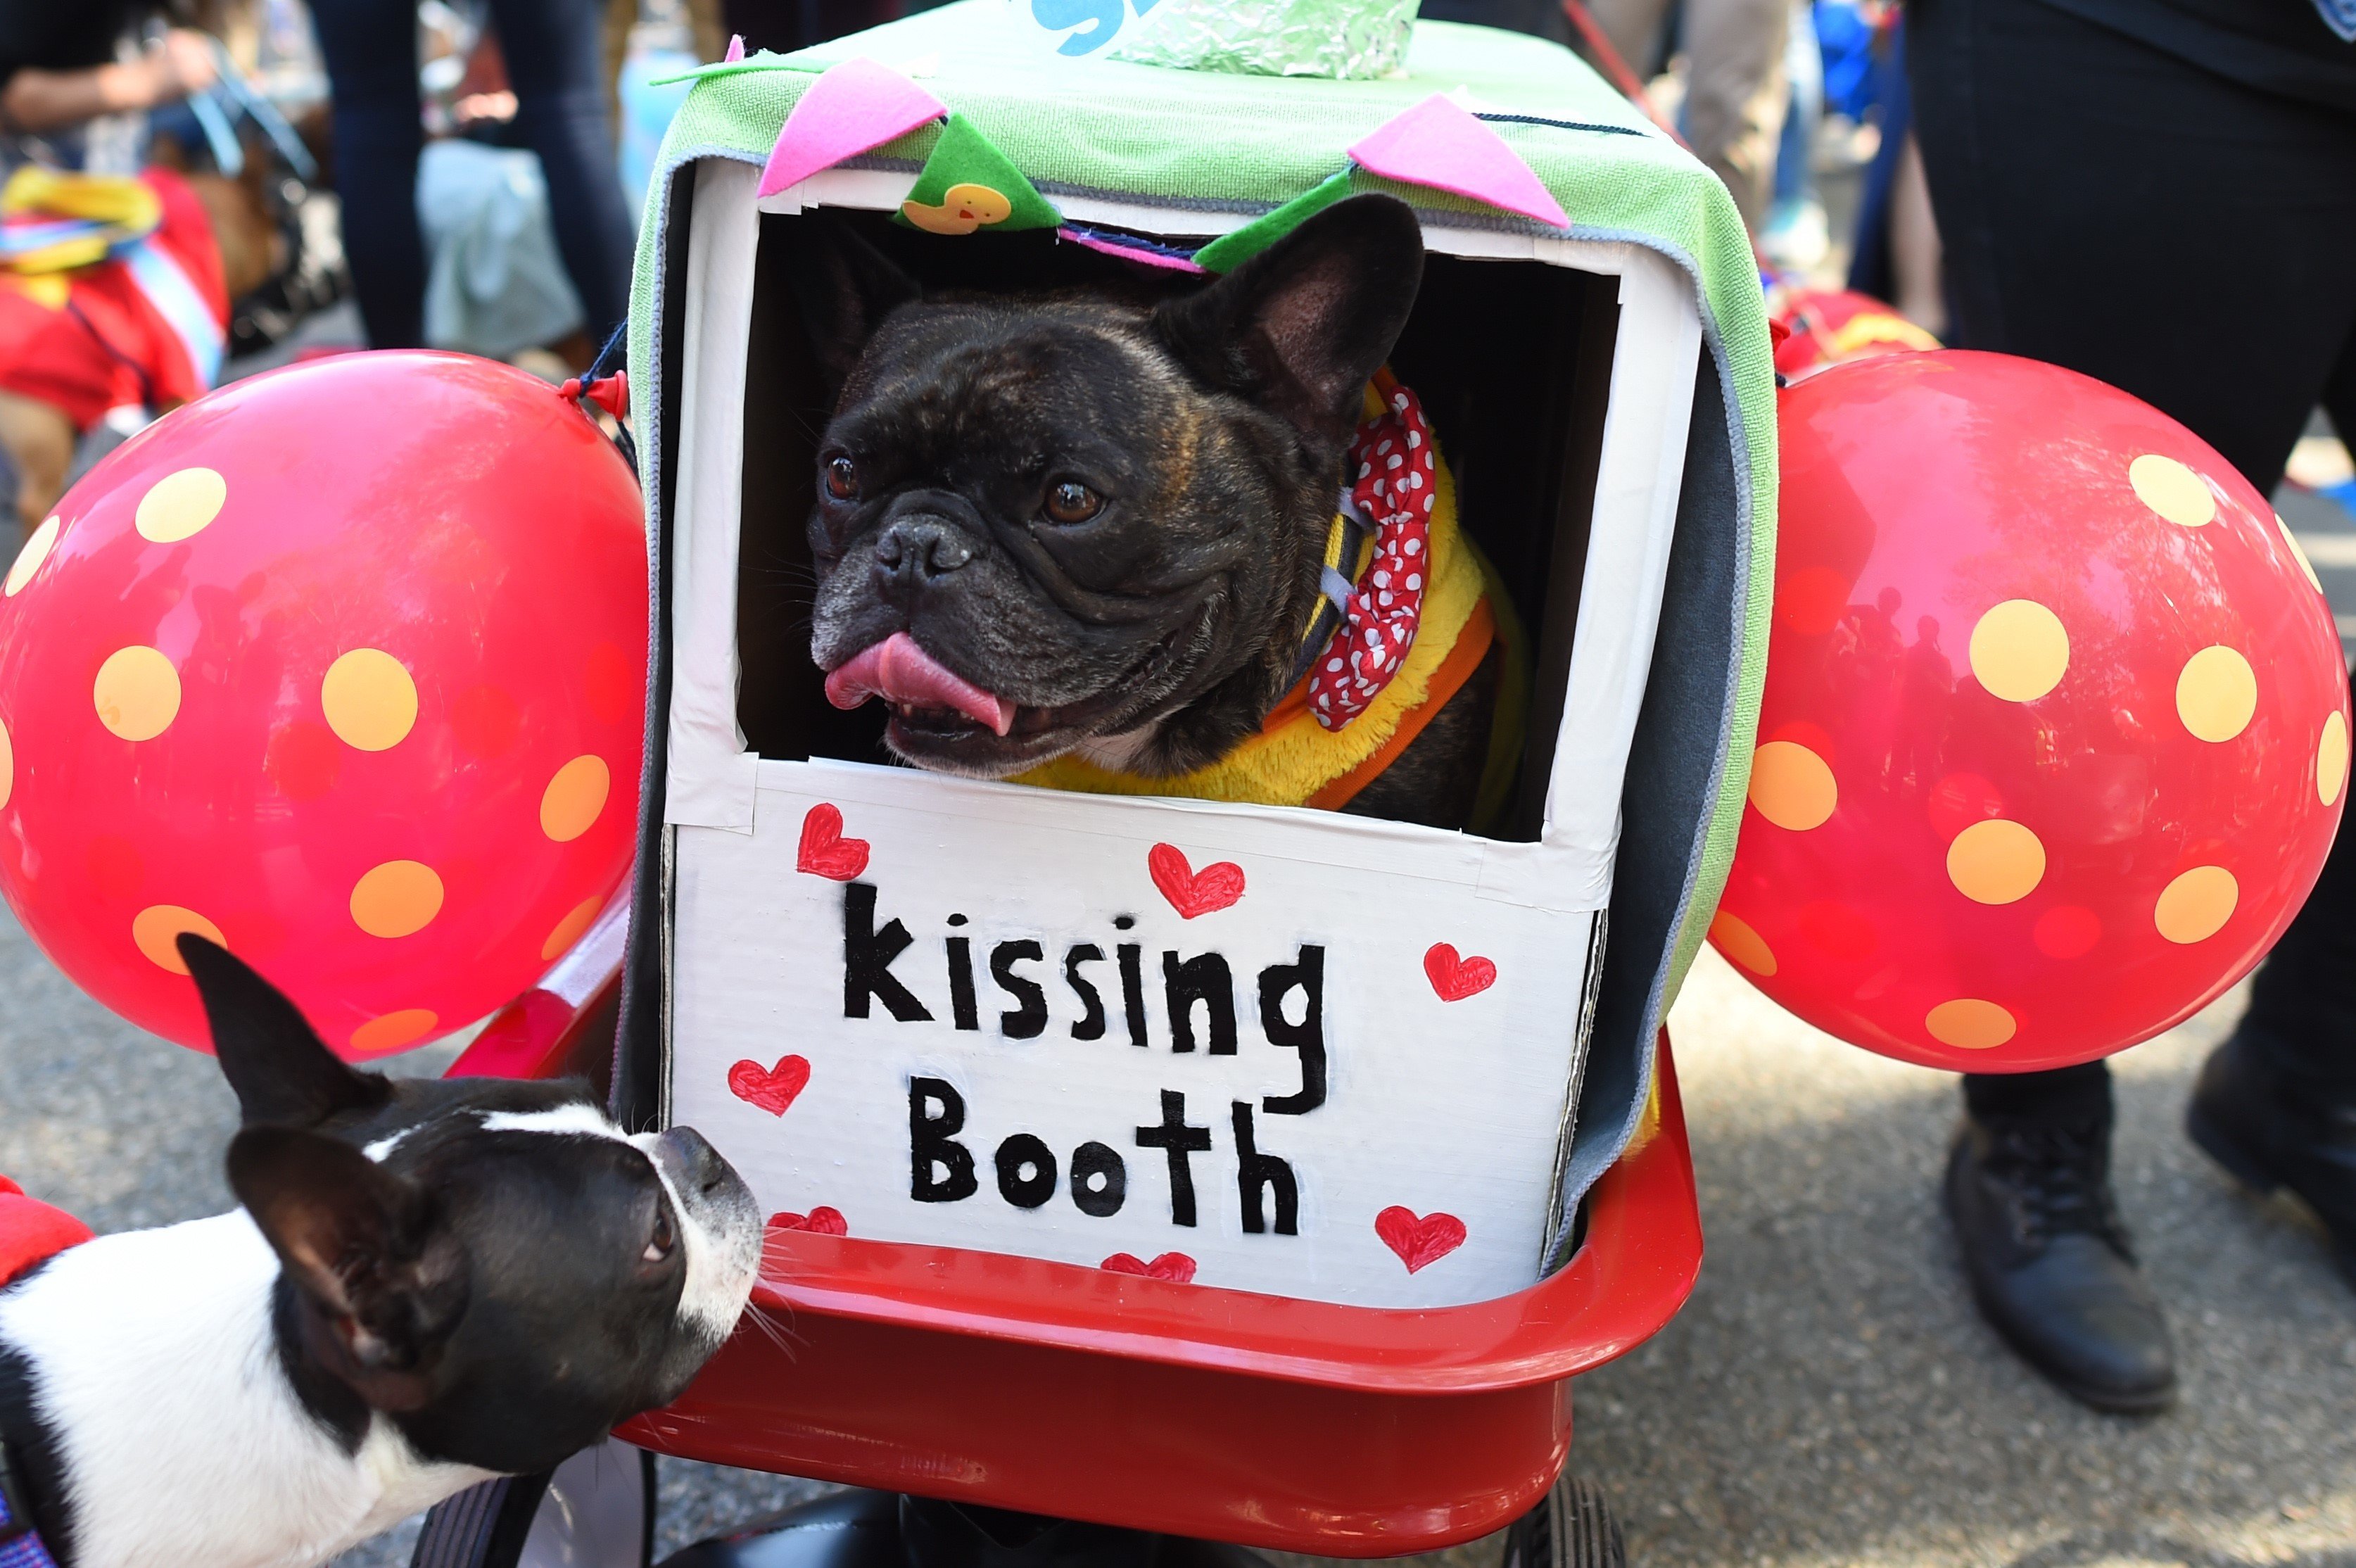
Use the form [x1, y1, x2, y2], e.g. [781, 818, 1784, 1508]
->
[0, 352, 645, 1056]
[1715, 350, 2349, 1071]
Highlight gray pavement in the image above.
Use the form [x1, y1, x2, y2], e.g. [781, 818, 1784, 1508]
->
[3, 480, 2352, 1565]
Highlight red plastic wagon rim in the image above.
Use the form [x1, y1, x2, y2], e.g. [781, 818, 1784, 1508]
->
[721, 1034, 1698, 1397]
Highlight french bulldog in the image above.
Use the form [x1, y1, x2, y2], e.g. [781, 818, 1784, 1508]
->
[0, 936, 764, 1568]
[792, 194, 1505, 829]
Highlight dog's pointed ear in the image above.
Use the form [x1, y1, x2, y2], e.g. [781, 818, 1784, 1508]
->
[179, 935, 391, 1127]
[1153, 194, 1425, 451]
[781, 210, 921, 405]
[229, 1125, 470, 1411]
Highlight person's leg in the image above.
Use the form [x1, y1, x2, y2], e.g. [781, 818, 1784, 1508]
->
[1885, 132, 1943, 335]
[488, 0, 639, 340]
[1909, 0, 2356, 491]
[308, 0, 427, 348]
[1917, 0, 2356, 1389]
[1760, 0, 1826, 267]
[1909, 0, 2356, 1408]
[1963, 1063, 2110, 1128]
[1843, 17, 1907, 302]
[1679, 0, 1790, 227]
[1772, 0, 1820, 210]
[2233, 673, 2356, 1077]
[2191, 318, 2356, 1277]
[1582, 0, 1676, 84]
[1419, 0, 1573, 46]
[1946, 1057, 2173, 1411]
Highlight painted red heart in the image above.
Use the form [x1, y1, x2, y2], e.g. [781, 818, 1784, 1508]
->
[1375, 1206, 1467, 1273]
[728, 1055, 811, 1115]
[797, 802, 870, 880]
[768, 1206, 847, 1236]
[1101, 1251, 1197, 1283]
[1148, 843, 1244, 918]
[1423, 943, 1497, 1001]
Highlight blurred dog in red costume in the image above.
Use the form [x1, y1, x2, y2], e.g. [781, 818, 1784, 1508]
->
[0, 166, 232, 536]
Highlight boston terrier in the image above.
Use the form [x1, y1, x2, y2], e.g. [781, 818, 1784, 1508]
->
[0, 935, 764, 1568]
[790, 194, 1518, 831]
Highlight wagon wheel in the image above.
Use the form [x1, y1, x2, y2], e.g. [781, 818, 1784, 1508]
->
[1500, 1472, 1626, 1568]
[411, 1436, 657, 1568]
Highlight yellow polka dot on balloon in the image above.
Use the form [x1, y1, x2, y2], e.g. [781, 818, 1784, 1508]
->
[351, 860, 444, 938]
[2129, 454, 2215, 527]
[541, 895, 604, 961]
[2318, 711, 2348, 807]
[93, 645, 179, 741]
[350, 1009, 438, 1056]
[2277, 513, 2323, 593]
[1748, 740, 1836, 830]
[1710, 911, 1777, 977]
[1926, 998, 2017, 1051]
[2175, 645, 2257, 742]
[134, 467, 227, 543]
[132, 904, 224, 973]
[540, 756, 610, 842]
[1968, 600, 2070, 702]
[0, 716, 13, 811]
[6, 514, 58, 596]
[322, 649, 417, 752]
[1947, 818, 2046, 905]
[2155, 866, 2237, 944]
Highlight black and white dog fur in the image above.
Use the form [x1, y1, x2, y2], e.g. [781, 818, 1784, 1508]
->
[0, 936, 764, 1568]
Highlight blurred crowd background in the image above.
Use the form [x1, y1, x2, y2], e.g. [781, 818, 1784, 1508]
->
[6, 0, 2348, 536]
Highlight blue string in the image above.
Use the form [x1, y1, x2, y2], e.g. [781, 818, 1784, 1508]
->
[571, 322, 638, 475]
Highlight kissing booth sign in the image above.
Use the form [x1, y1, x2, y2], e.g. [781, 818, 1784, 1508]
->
[673, 764, 1608, 1305]
[621, 6, 1775, 1311]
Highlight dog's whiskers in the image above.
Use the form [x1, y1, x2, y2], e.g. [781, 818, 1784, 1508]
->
[733, 1295, 806, 1360]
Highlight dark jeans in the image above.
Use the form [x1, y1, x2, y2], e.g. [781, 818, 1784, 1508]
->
[1844, 15, 1908, 303]
[310, 0, 636, 350]
[1419, 0, 1573, 44]
[720, 0, 906, 54]
[1908, 0, 2356, 1125]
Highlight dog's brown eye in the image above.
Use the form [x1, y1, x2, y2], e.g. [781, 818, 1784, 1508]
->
[824, 456, 859, 501]
[642, 1207, 676, 1264]
[1044, 481, 1101, 525]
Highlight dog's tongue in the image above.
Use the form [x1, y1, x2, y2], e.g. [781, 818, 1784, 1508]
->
[825, 632, 1015, 736]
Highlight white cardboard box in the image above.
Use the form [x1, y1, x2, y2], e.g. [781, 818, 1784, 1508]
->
[654, 159, 1699, 1308]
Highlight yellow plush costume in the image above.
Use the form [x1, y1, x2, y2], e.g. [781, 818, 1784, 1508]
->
[1016, 381, 1529, 833]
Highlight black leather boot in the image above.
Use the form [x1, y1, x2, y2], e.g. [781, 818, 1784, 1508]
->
[2188, 1030, 2356, 1287]
[1944, 1114, 2175, 1414]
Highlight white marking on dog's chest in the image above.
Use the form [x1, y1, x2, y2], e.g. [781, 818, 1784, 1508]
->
[0, 1214, 487, 1568]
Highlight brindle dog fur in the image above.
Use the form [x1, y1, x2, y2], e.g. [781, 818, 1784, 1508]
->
[790, 194, 1502, 830]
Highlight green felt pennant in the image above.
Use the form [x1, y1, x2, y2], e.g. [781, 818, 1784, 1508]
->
[1191, 168, 1356, 273]
[892, 112, 1060, 234]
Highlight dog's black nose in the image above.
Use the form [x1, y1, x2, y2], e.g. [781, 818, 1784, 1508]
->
[655, 1126, 733, 1197]
[873, 517, 973, 581]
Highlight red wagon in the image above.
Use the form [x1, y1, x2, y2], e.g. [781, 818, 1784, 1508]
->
[431, 930, 1699, 1568]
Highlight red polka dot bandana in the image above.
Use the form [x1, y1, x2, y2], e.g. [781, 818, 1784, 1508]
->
[1308, 380, 1438, 731]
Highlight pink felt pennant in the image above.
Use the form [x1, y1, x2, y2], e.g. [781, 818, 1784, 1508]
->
[757, 56, 946, 198]
[723, 33, 745, 61]
[1345, 94, 1570, 230]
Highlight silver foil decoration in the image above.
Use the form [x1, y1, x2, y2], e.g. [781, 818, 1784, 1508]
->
[1104, 0, 1421, 80]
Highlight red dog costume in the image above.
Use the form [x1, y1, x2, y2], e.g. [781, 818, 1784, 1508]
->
[0, 167, 229, 431]
[0, 1176, 89, 1288]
